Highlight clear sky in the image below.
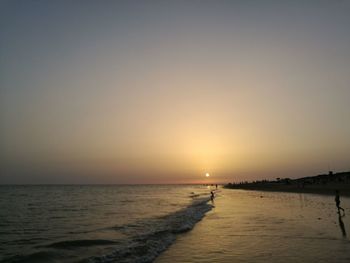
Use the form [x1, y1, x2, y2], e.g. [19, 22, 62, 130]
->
[1, 0, 350, 184]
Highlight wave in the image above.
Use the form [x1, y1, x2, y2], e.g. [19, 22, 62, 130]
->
[46, 239, 119, 248]
[83, 197, 213, 263]
[1, 197, 213, 263]
[0, 251, 61, 263]
[189, 192, 209, 198]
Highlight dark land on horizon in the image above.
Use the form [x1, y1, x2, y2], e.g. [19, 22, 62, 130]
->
[225, 171, 350, 196]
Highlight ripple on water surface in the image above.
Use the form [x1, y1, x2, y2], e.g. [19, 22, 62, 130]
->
[156, 189, 350, 263]
[0, 185, 214, 263]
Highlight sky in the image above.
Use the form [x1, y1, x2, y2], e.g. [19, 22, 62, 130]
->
[1, 0, 350, 184]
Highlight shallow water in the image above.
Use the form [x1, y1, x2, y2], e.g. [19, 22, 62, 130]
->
[0, 185, 213, 263]
[2, 186, 349, 263]
[156, 189, 350, 263]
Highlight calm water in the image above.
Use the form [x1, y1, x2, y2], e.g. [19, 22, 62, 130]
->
[157, 189, 350, 263]
[0, 185, 213, 263]
[1, 186, 350, 263]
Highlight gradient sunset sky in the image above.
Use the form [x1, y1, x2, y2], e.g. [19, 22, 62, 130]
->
[1, 0, 350, 184]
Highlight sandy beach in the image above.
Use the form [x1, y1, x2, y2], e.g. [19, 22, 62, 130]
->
[156, 188, 350, 263]
[224, 183, 350, 197]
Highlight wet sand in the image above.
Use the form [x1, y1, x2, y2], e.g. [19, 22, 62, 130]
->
[156, 189, 350, 263]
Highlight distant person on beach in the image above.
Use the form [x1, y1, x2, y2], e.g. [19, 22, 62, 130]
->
[210, 191, 215, 202]
[335, 190, 345, 214]
[215, 184, 218, 189]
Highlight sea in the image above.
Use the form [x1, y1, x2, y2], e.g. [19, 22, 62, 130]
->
[1, 185, 350, 263]
[0, 185, 213, 263]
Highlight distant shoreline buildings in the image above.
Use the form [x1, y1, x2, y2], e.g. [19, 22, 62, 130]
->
[225, 171, 350, 196]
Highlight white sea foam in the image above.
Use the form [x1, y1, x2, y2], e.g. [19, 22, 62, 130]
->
[85, 197, 213, 263]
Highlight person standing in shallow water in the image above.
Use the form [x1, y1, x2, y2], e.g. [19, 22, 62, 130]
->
[210, 191, 215, 202]
[335, 190, 345, 214]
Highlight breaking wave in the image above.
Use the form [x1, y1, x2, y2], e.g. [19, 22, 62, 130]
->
[1, 196, 213, 263]
[84, 197, 213, 263]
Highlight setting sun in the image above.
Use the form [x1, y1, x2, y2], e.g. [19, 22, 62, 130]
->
[1, 1, 350, 263]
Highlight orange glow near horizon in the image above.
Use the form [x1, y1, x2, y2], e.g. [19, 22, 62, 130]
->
[1, 1, 350, 184]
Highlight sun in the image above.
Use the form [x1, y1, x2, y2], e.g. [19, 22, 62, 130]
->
[205, 173, 210, 177]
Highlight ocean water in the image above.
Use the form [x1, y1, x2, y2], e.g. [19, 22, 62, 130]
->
[2, 186, 350, 263]
[0, 185, 214, 263]
[156, 189, 350, 263]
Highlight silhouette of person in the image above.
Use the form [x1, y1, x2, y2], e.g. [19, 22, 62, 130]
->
[338, 213, 347, 238]
[215, 184, 218, 189]
[335, 190, 345, 214]
[210, 191, 215, 202]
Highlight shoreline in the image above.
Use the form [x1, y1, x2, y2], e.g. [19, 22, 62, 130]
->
[156, 188, 350, 263]
[224, 183, 350, 197]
